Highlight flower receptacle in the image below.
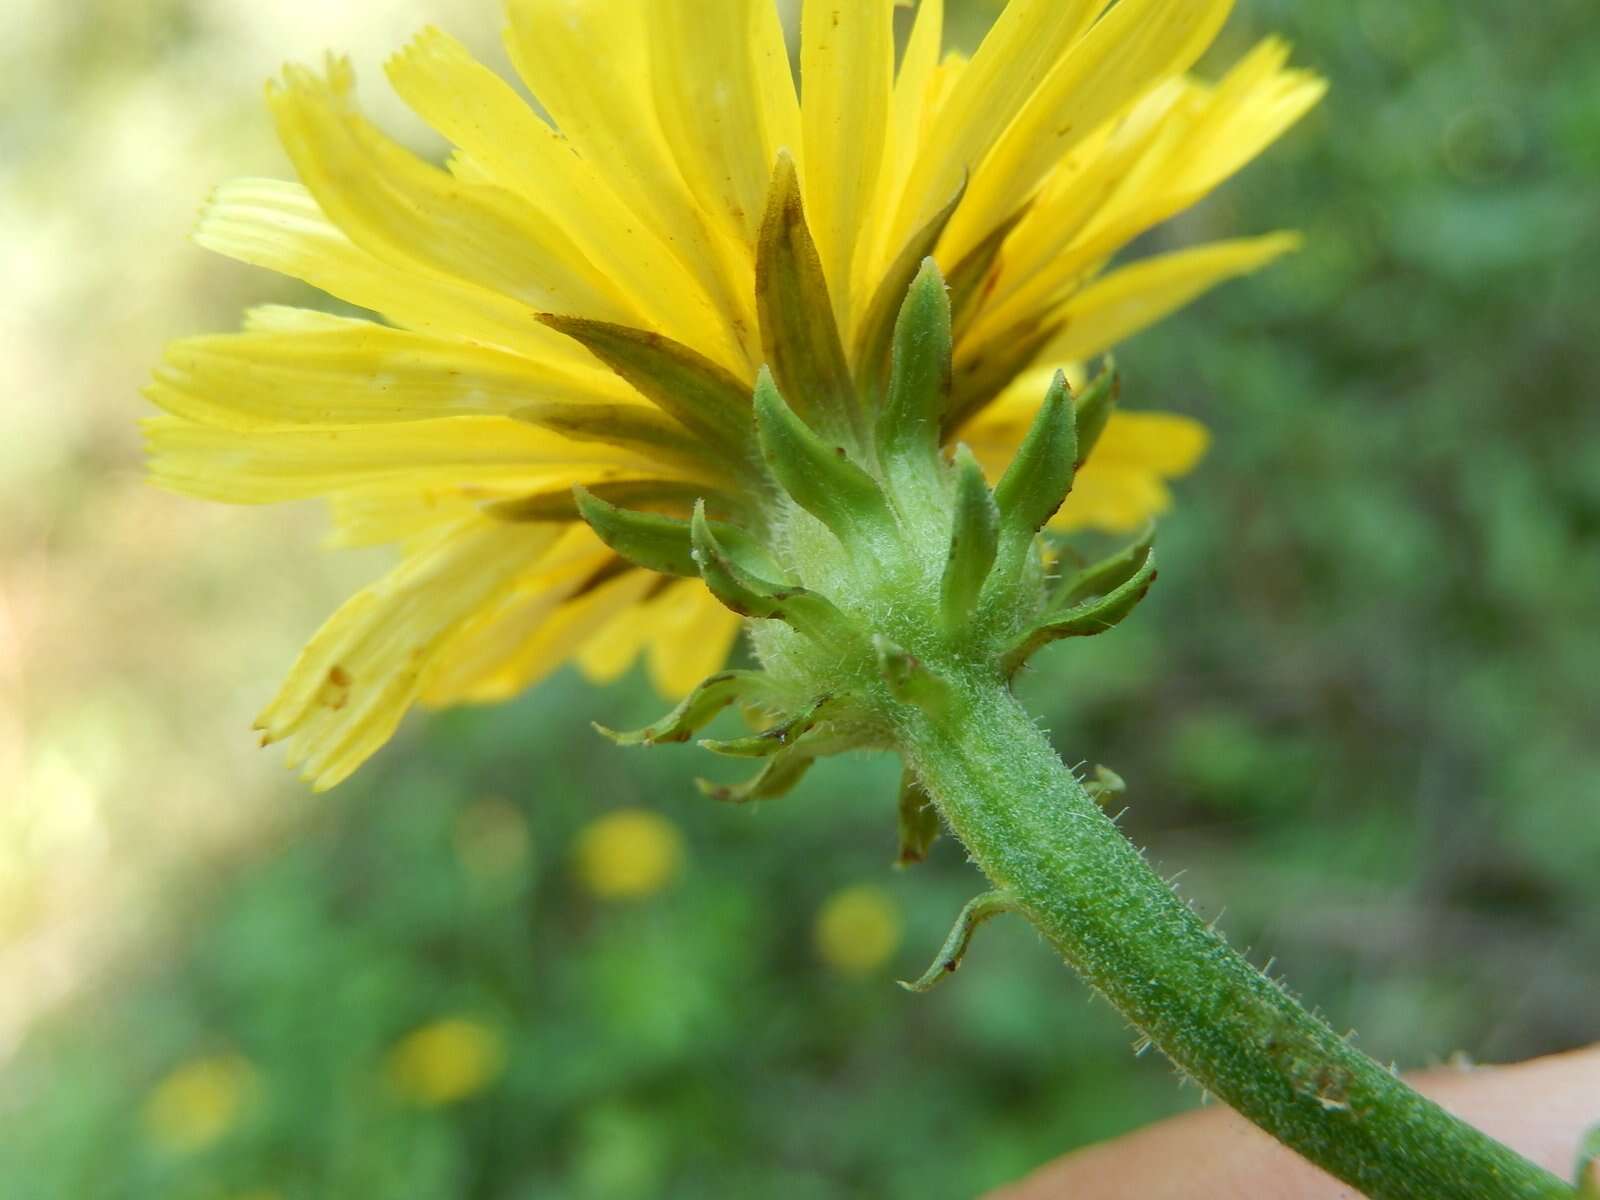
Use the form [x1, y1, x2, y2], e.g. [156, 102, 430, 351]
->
[579, 229, 1150, 861]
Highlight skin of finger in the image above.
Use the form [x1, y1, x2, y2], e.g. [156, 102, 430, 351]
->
[986, 1044, 1600, 1200]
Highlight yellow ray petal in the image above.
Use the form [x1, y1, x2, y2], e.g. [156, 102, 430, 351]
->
[888, 0, 1107, 251]
[922, 51, 968, 131]
[258, 518, 563, 790]
[384, 28, 745, 373]
[505, 0, 758, 365]
[859, 0, 943, 308]
[1054, 461, 1174, 534]
[945, 0, 1234, 264]
[325, 487, 489, 549]
[195, 179, 595, 367]
[416, 526, 609, 702]
[575, 577, 743, 695]
[144, 414, 682, 504]
[1086, 410, 1210, 475]
[241, 305, 369, 334]
[645, 0, 802, 251]
[149, 322, 634, 431]
[429, 566, 659, 706]
[645, 582, 745, 698]
[980, 44, 1324, 336]
[268, 57, 634, 322]
[574, 596, 659, 686]
[1041, 232, 1300, 363]
[1156, 38, 1327, 203]
[972, 85, 1184, 334]
[801, 0, 894, 339]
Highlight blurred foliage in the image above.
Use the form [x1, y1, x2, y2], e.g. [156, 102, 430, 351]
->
[0, 0, 497, 1049]
[3, 0, 1599, 1197]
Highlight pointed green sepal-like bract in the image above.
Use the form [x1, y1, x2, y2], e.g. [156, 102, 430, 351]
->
[756, 150, 858, 439]
[941, 445, 1000, 630]
[511, 400, 706, 470]
[854, 180, 964, 399]
[993, 370, 1078, 550]
[593, 670, 768, 746]
[538, 314, 752, 453]
[690, 502, 780, 618]
[697, 745, 816, 805]
[875, 257, 953, 474]
[690, 502, 855, 642]
[899, 890, 1019, 993]
[1054, 526, 1154, 607]
[1072, 361, 1119, 467]
[573, 485, 703, 578]
[574, 486, 777, 580]
[895, 769, 942, 868]
[753, 368, 891, 543]
[1003, 547, 1158, 673]
[874, 635, 954, 716]
[700, 695, 834, 758]
[1044, 545, 1157, 633]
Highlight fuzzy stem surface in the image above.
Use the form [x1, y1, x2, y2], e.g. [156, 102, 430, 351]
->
[900, 681, 1574, 1200]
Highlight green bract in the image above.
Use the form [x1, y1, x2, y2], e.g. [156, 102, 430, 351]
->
[578, 220, 1152, 820]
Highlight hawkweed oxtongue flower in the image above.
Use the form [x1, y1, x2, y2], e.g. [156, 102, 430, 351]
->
[145, 0, 1323, 790]
[146, 7, 1593, 1198]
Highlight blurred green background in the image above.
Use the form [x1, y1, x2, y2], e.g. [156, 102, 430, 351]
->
[2, 1, 1597, 1197]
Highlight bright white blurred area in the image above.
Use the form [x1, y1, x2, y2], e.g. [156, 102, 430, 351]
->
[0, 0, 516, 1057]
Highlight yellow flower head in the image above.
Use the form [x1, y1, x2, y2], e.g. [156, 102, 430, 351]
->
[145, 1, 1323, 789]
[385, 1016, 507, 1106]
[142, 1053, 258, 1154]
[573, 808, 685, 900]
[815, 884, 903, 975]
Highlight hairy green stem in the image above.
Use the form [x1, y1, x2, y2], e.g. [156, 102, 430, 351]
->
[900, 681, 1574, 1200]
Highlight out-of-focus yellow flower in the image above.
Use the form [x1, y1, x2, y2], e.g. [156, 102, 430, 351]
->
[815, 885, 903, 976]
[574, 809, 685, 900]
[453, 795, 532, 882]
[385, 1017, 506, 1107]
[141, 1054, 257, 1154]
[146, 3, 1323, 789]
